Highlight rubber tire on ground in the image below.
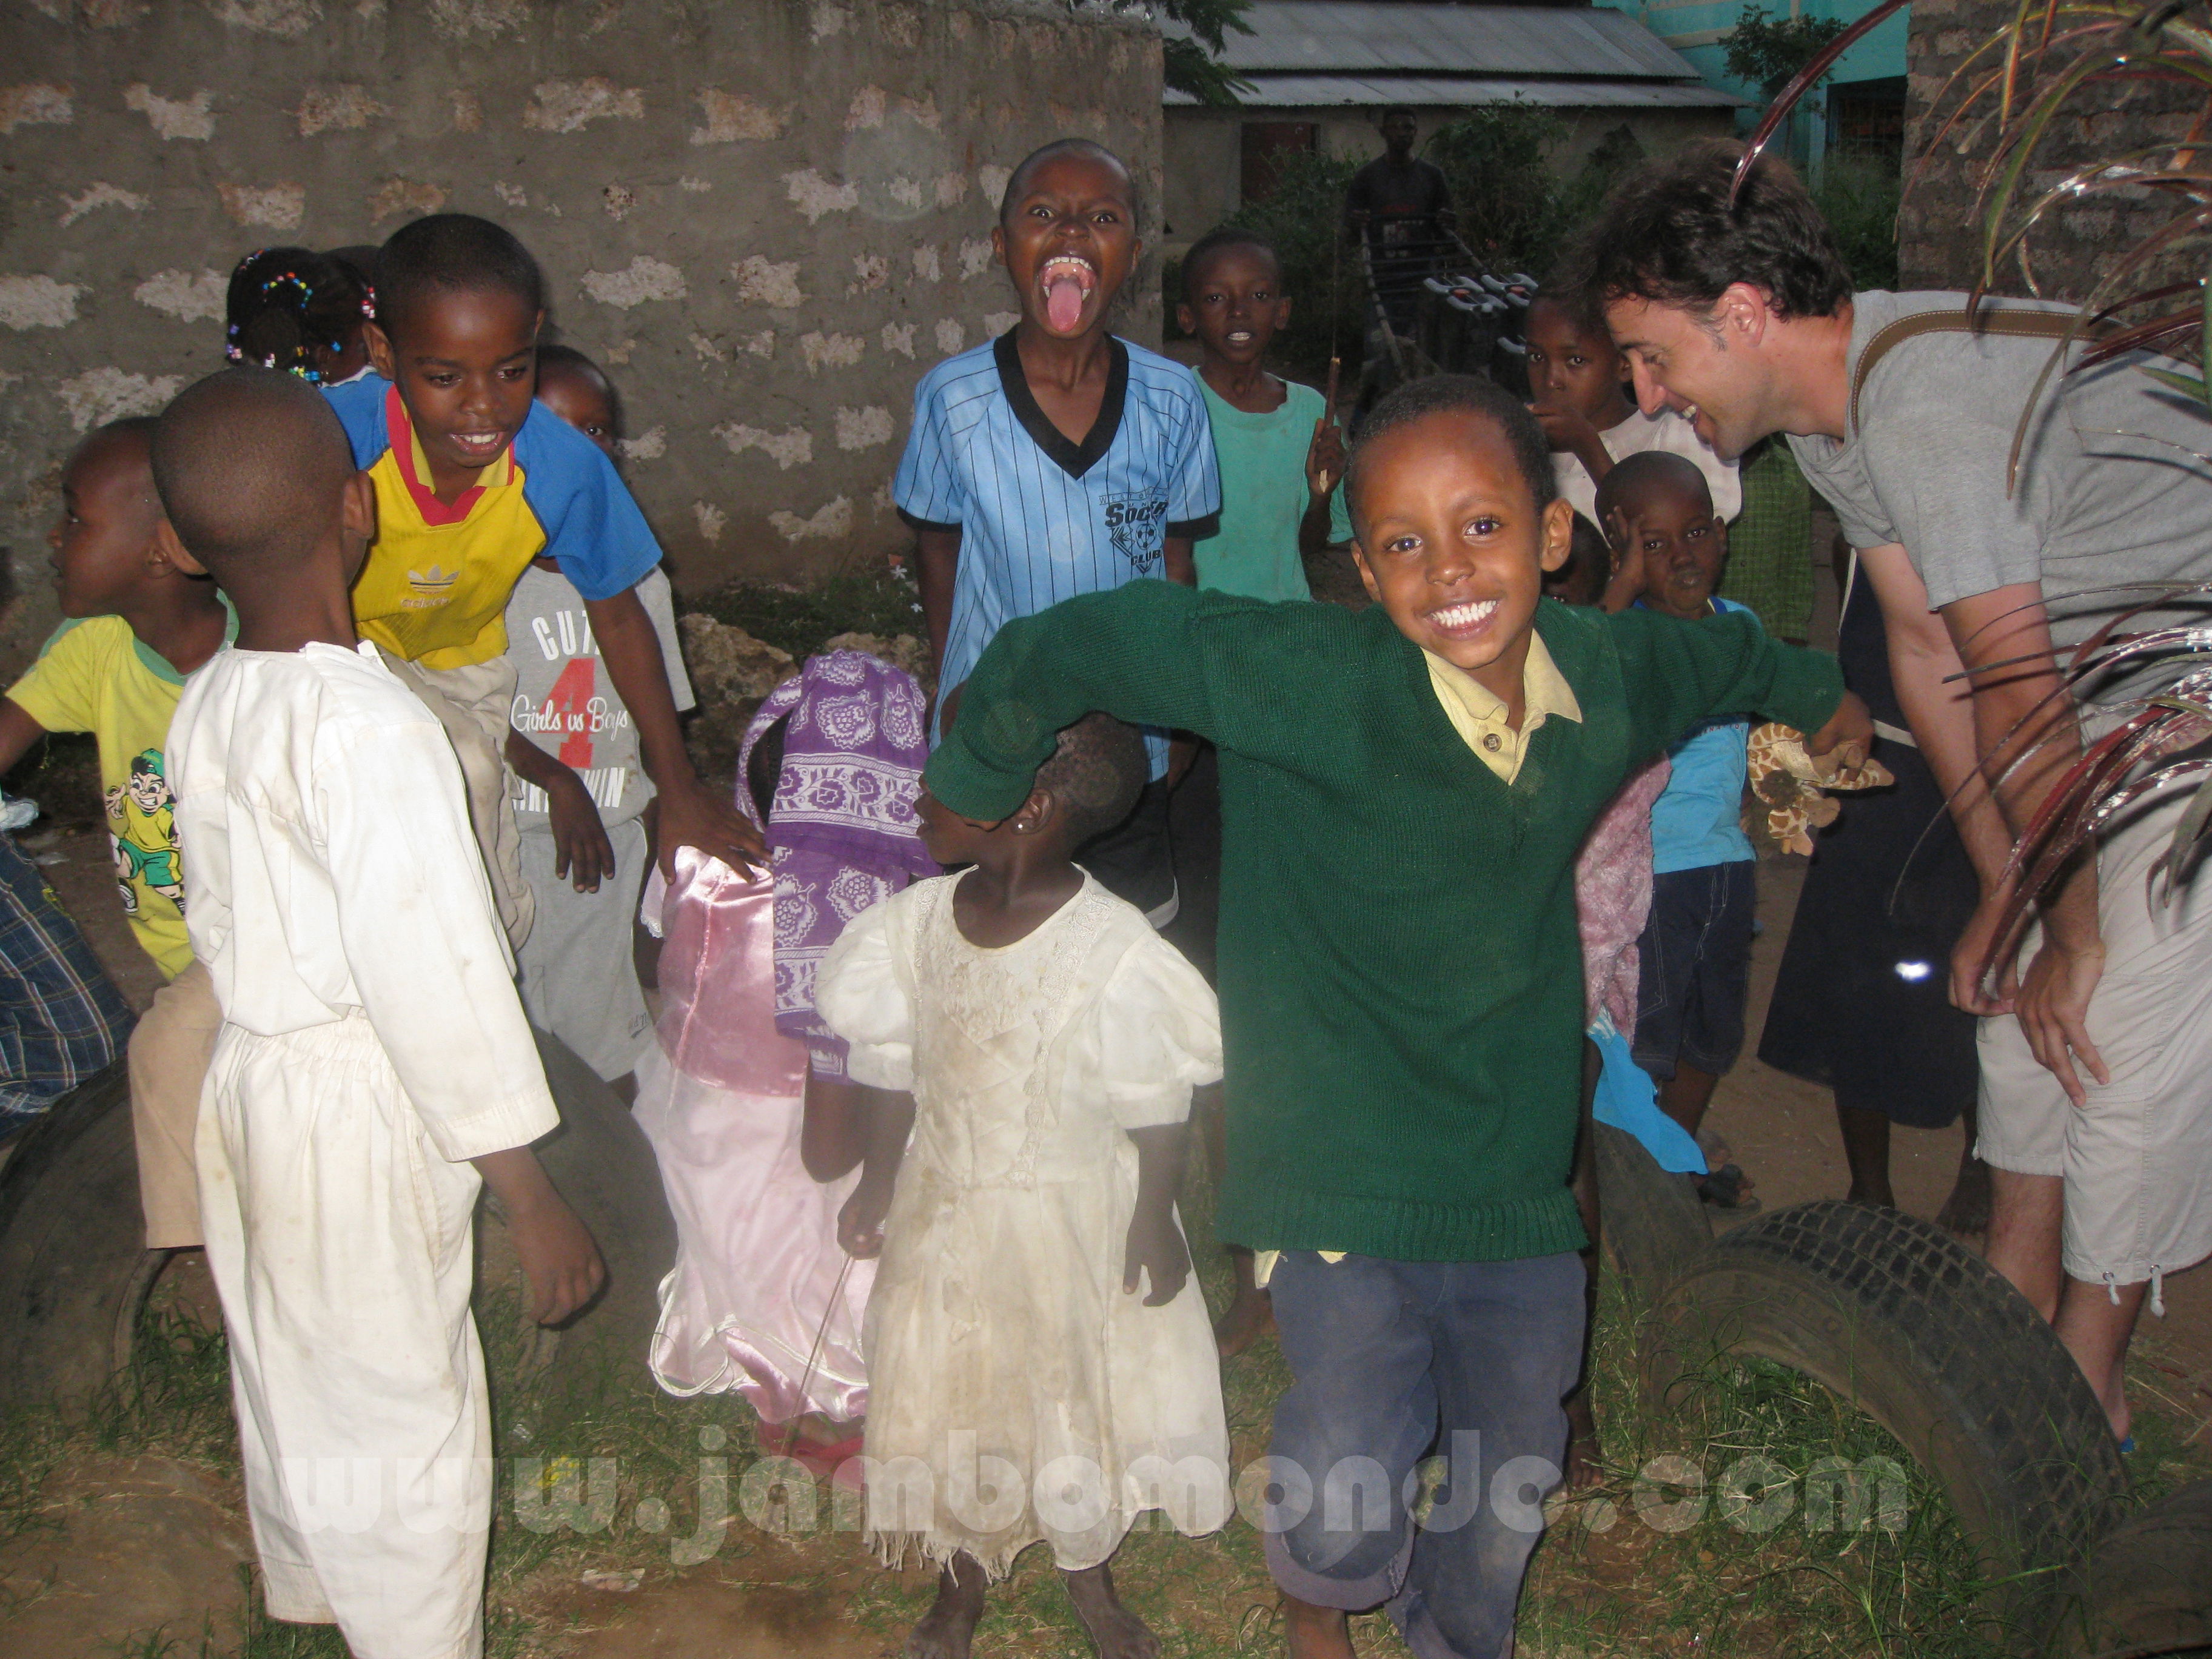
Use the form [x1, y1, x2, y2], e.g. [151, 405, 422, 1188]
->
[1641, 1199, 2129, 1632]
[0, 1033, 673, 1412]
[1593, 1118, 1712, 1290]
[2055, 1476, 2212, 1659]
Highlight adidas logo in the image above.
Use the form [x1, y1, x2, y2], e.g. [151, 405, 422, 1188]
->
[408, 565, 459, 594]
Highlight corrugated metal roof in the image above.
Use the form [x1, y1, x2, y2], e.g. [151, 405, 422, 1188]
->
[1165, 72, 1751, 109]
[1208, 2, 1705, 81]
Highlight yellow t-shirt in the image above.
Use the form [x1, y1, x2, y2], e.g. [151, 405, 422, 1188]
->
[5, 611, 232, 977]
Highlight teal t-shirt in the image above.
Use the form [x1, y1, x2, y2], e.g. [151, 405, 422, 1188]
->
[1194, 378, 1354, 601]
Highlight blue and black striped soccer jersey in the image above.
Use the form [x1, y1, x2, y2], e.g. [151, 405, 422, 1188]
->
[893, 332, 1221, 771]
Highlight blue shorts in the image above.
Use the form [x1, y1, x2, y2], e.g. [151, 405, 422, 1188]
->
[1632, 860, 1756, 1081]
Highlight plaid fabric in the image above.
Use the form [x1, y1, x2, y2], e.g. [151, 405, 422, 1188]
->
[1720, 438, 1817, 642]
[0, 831, 133, 1129]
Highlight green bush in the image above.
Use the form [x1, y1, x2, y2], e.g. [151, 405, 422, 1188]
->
[1815, 153, 1903, 290]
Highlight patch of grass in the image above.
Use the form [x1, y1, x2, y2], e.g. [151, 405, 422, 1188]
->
[686, 563, 926, 665]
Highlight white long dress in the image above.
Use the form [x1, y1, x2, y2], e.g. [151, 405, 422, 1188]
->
[816, 871, 1231, 1578]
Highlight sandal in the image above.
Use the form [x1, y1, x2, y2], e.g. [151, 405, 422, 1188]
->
[1695, 1162, 1761, 1213]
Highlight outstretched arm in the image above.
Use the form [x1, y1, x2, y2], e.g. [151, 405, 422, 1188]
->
[836, 1085, 916, 1259]
[471, 1145, 605, 1324]
[586, 586, 764, 879]
[1122, 1122, 1191, 1307]
[504, 728, 615, 893]
[0, 699, 49, 782]
[924, 583, 1220, 821]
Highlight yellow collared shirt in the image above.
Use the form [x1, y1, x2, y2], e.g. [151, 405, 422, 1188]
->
[1423, 631, 1583, 783]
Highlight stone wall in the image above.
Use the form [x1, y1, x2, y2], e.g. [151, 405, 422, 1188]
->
[1900, 0, 2195, 298]
[0, 0, 1162, 667]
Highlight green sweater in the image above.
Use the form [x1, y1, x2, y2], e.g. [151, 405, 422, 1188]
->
[927, 586, 1845, 1262]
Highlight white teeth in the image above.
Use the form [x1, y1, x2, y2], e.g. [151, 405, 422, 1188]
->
[1430, 598, 1499, 629]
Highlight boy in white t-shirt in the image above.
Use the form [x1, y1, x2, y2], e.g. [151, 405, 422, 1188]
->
[503, 346, 694, 1085]
[1527, 287, 1739, 527]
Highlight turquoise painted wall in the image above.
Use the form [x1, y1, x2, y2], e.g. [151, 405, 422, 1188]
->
[1594, 0, 1909, 114]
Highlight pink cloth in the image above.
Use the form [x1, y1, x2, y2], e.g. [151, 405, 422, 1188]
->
[634, 845, 873, 1423]
[1576, 757, 1671, 1033]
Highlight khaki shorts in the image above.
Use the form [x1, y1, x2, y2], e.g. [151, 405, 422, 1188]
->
[1976, 779, 2212, 1290]
[375, 648, 534, 950]
[127, 957, 223, 1250]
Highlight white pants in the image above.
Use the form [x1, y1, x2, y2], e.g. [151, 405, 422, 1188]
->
[198, 1013, 491, 1659]
[1978, 779, 2212, 1292]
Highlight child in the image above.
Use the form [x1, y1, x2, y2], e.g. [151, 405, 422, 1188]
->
[819, 712, 1228, 1656]
[153, 367, 603, 1658]
[501, 344, 692, 1084]
[1526, 284, 1739, 528]
[326, 213, 757, 952]
[1600, 451, 1761, 1208]
[925, 374, 1868, 1657]
[0, 416, 231, 1247]
[895, 138, 1219, 925]
[635, 650, 934, 1464]
[1176, 226, 1349, 602]
[224, 247, 374, 386]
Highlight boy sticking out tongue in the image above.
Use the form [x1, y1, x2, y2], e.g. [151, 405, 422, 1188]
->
[896, 139, 1221, 924]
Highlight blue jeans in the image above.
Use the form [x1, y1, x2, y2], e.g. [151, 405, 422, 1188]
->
[1262, 1251, 1586, 1659]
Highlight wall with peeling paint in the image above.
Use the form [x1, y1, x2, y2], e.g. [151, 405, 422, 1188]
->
[0, 0, 1164, 665]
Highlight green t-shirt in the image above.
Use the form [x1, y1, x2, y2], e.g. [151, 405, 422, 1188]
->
[1193, 378, 1353, 602]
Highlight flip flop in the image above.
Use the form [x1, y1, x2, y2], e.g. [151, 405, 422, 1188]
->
[1695, 1163, 1762, 1213]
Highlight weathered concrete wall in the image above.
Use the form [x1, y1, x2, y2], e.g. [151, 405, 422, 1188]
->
[0, 0, 1162, 665]
[1901, 0, 2194, 297]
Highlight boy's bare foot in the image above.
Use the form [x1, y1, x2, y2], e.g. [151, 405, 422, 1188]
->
[1063, 1562, 1159, 1659]
[1284, 1594, 1358, 1658]
[907, 1555, 987, 1659]
[1215, 1284, 1276, 1358]
[1563, 1388, 1603, 1490]
[1936, 1156, 1992, 1238]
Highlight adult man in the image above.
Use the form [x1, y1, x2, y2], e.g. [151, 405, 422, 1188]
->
[1344, 107, 1455, 334]
[1573, 138, 2212, 1442]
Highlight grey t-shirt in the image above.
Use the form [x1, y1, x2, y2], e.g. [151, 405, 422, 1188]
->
[1790, 290, 2212, 699]
[504, 563, 694, 830]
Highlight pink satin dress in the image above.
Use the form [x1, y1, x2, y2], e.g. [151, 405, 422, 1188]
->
[632, 845, 873, 1424]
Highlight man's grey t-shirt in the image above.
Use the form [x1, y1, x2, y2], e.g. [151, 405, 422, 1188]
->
[1789, 290, 2212, 699]
[503, 563, 694, 830]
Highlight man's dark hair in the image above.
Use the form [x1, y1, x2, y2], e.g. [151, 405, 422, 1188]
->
[1345, 374, 1555, 534]
[151, 368, 355, 578]
[1566, 138, 1851, 322]
[999, 138, 1140, 229]
[1181, 226, 1279, 298]
[373, 213, 545, 339]
[1594, 449, 1712, 526]
[1039, 712, 1147, 845]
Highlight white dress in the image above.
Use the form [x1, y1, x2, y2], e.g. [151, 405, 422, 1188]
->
[816, 872, 1230, 1577]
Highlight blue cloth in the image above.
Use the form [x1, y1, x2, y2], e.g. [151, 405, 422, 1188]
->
[1589, 1017, 1706, 1174]
[893, 332, 1222, 777]
[1646, 595, 1758, 873]
[1262, 1250, 1586, 1658]
[0, 831, 132, 1130]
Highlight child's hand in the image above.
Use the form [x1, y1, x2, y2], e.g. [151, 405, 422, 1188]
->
[1531, 404, 1606, 469]
[471, 1147, 607, 1326]
[1599, 508, 1646, 612]
[544, 767, 617, 893]
[1305, 416, 1347, 499]
[838, 1174, 894, 1260]
[1122, 1203, 1191, 1307]
[1804, 690, 1875, 768]
[657, 776, 766, 879]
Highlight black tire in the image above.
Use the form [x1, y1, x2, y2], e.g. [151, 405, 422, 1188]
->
[2054, 1477, 2212, 1659]
[0, 1034, 673, 1412]
[1594, 1118, 1712, 1289]
[1642, 1199, 2129, 1626]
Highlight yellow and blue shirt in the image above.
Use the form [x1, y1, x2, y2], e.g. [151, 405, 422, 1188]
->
[325, 375, 662, 669]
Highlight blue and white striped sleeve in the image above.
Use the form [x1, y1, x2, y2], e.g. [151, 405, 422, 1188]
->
[1165, 371, 1222, 538]
[893, 372, 964, 531]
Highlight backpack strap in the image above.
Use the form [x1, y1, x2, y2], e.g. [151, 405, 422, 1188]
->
[1849, 306, 2109, 429]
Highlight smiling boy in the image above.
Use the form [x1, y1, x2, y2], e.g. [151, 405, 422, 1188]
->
[326, 216, 755, 950]
[895, 139, 1219, 922]
[924, 374, 1866, 1657]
